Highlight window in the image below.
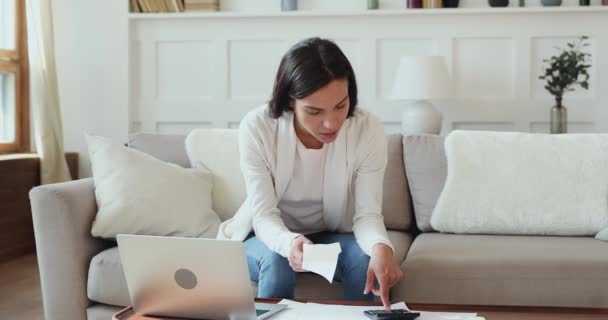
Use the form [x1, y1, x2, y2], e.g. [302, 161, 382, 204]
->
[0, 0, 28, 154]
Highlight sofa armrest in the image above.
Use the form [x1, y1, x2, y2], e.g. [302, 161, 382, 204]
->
[29, 178, 112, 320]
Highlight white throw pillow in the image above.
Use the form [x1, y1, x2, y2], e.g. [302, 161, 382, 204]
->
[431, 130, 608, 237]
[87, 134, 221, 239]
[185, 129, 246, 222]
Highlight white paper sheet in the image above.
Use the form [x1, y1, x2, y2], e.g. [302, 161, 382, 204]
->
[272, 300, 408, 320]
[305, 301, 409, 319]
[270, 300, 485, 320]
[301, 243, 341, 283]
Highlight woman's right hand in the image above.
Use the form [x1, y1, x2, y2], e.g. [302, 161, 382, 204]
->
[288, 235, 313, 272]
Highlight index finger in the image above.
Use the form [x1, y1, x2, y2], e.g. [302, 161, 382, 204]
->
[380, 280, 390, 310]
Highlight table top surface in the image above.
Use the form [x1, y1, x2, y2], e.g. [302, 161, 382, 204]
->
[112, 299, 608, 320]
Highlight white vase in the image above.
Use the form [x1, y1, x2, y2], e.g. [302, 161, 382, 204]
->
[401, 100, 442, 135]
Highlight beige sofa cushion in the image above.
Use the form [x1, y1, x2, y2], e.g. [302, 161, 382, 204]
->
[87, 247, 130, 307]
[87, 305, 123, 320]
[393, 233, 608, 308]
[402, 135, 445, 232]
[87, 231, 413, 306]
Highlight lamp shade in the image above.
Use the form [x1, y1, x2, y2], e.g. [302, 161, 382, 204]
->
[391, 56, 452, 100]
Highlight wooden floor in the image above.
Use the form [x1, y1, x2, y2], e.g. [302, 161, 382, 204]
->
[0, 254, 44, 320]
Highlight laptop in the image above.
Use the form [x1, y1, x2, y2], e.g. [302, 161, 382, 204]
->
[117, 234, 287, 320]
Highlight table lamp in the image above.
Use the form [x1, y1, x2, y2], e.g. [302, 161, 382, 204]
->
[391, 56, 452, 135]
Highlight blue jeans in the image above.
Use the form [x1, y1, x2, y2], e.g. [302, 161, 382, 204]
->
[244, 231, 374, 301]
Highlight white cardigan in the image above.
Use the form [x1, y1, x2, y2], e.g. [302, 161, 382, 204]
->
[216, 105, 394, 258]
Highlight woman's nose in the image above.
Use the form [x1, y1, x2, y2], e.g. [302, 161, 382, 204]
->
[323, 117, 337, 130]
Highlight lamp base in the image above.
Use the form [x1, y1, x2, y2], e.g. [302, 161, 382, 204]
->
[401, 100, 442, 135]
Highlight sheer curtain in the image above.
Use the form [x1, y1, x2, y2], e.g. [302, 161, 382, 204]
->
[26, 0, 71, 184]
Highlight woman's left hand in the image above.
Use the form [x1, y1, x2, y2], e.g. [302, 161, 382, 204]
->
[364, 244, 403, 310]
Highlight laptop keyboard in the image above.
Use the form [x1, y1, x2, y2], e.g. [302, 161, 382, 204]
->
[256, 309, 270, 316]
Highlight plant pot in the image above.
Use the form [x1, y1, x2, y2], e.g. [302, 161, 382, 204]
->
[443, 0, 460, 7]
[281, 0, 297, 11]
[550, 103, 567, 134]
[489, 0, 509, 7]
[542, 0, 562, 6]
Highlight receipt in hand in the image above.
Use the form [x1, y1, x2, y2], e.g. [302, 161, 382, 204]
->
[302, 243, 342, 283]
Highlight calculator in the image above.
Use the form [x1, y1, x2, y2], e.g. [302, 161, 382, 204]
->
[363, 309, 421, 320]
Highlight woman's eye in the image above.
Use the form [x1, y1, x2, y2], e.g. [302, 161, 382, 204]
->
[336, 104, 346, 110]
[308, 111, 321, 116]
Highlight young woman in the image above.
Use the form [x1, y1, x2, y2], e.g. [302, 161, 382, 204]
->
[216, 37, 401, 309]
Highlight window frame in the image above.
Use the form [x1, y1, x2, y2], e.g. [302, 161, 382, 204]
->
[0, 0, 29, 154]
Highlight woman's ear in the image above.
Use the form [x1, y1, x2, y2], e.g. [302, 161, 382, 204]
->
[289, 99, 295, 110]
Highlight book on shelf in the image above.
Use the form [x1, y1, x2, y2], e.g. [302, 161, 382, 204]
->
[134, 0, 185, 13]
[130, 0, 141, 12]
[137, 0, 151, 12]
[160, 0, 168, 12]
[135, 0, 145, 12]
[175, 0, 185, 12]
[144, 0, 154, 12]
[184, 0, 219, 11]
[423, 0, 442, 8]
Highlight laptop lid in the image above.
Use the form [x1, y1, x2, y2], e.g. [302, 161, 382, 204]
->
[117, 234, 258, 320]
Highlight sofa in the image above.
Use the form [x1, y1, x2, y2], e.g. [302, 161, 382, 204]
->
[29, 132, 608, 320]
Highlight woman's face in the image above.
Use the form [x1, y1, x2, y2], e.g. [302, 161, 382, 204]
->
[291, 79, 350, 148]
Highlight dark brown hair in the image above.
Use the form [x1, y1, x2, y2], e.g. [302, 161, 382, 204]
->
[268, 37, 358, 119]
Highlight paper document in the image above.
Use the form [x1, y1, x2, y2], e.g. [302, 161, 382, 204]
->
[272, 300, 409, 320]
[302, 243, 341, 283]
[272, 300, 485, 320]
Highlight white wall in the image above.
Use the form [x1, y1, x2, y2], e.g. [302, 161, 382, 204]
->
[54, 0, 607, 177]
[53, 0, 128, 178]
[129, 7, 608, 134]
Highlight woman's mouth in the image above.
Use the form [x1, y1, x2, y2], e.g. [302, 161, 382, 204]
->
[319, 131, 337, 139]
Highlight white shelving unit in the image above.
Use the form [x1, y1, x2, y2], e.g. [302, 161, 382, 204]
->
[126, 4, 608, 135]
[128, 6, 608, 19]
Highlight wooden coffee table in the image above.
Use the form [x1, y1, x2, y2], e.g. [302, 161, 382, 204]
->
[112, 298, 608, 320]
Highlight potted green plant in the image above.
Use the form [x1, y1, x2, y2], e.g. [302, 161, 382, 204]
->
[539, 36, 591, 134]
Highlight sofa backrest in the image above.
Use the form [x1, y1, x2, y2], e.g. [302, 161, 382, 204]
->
[383, 134, 413, 231]
[128, 132, 414, 231]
